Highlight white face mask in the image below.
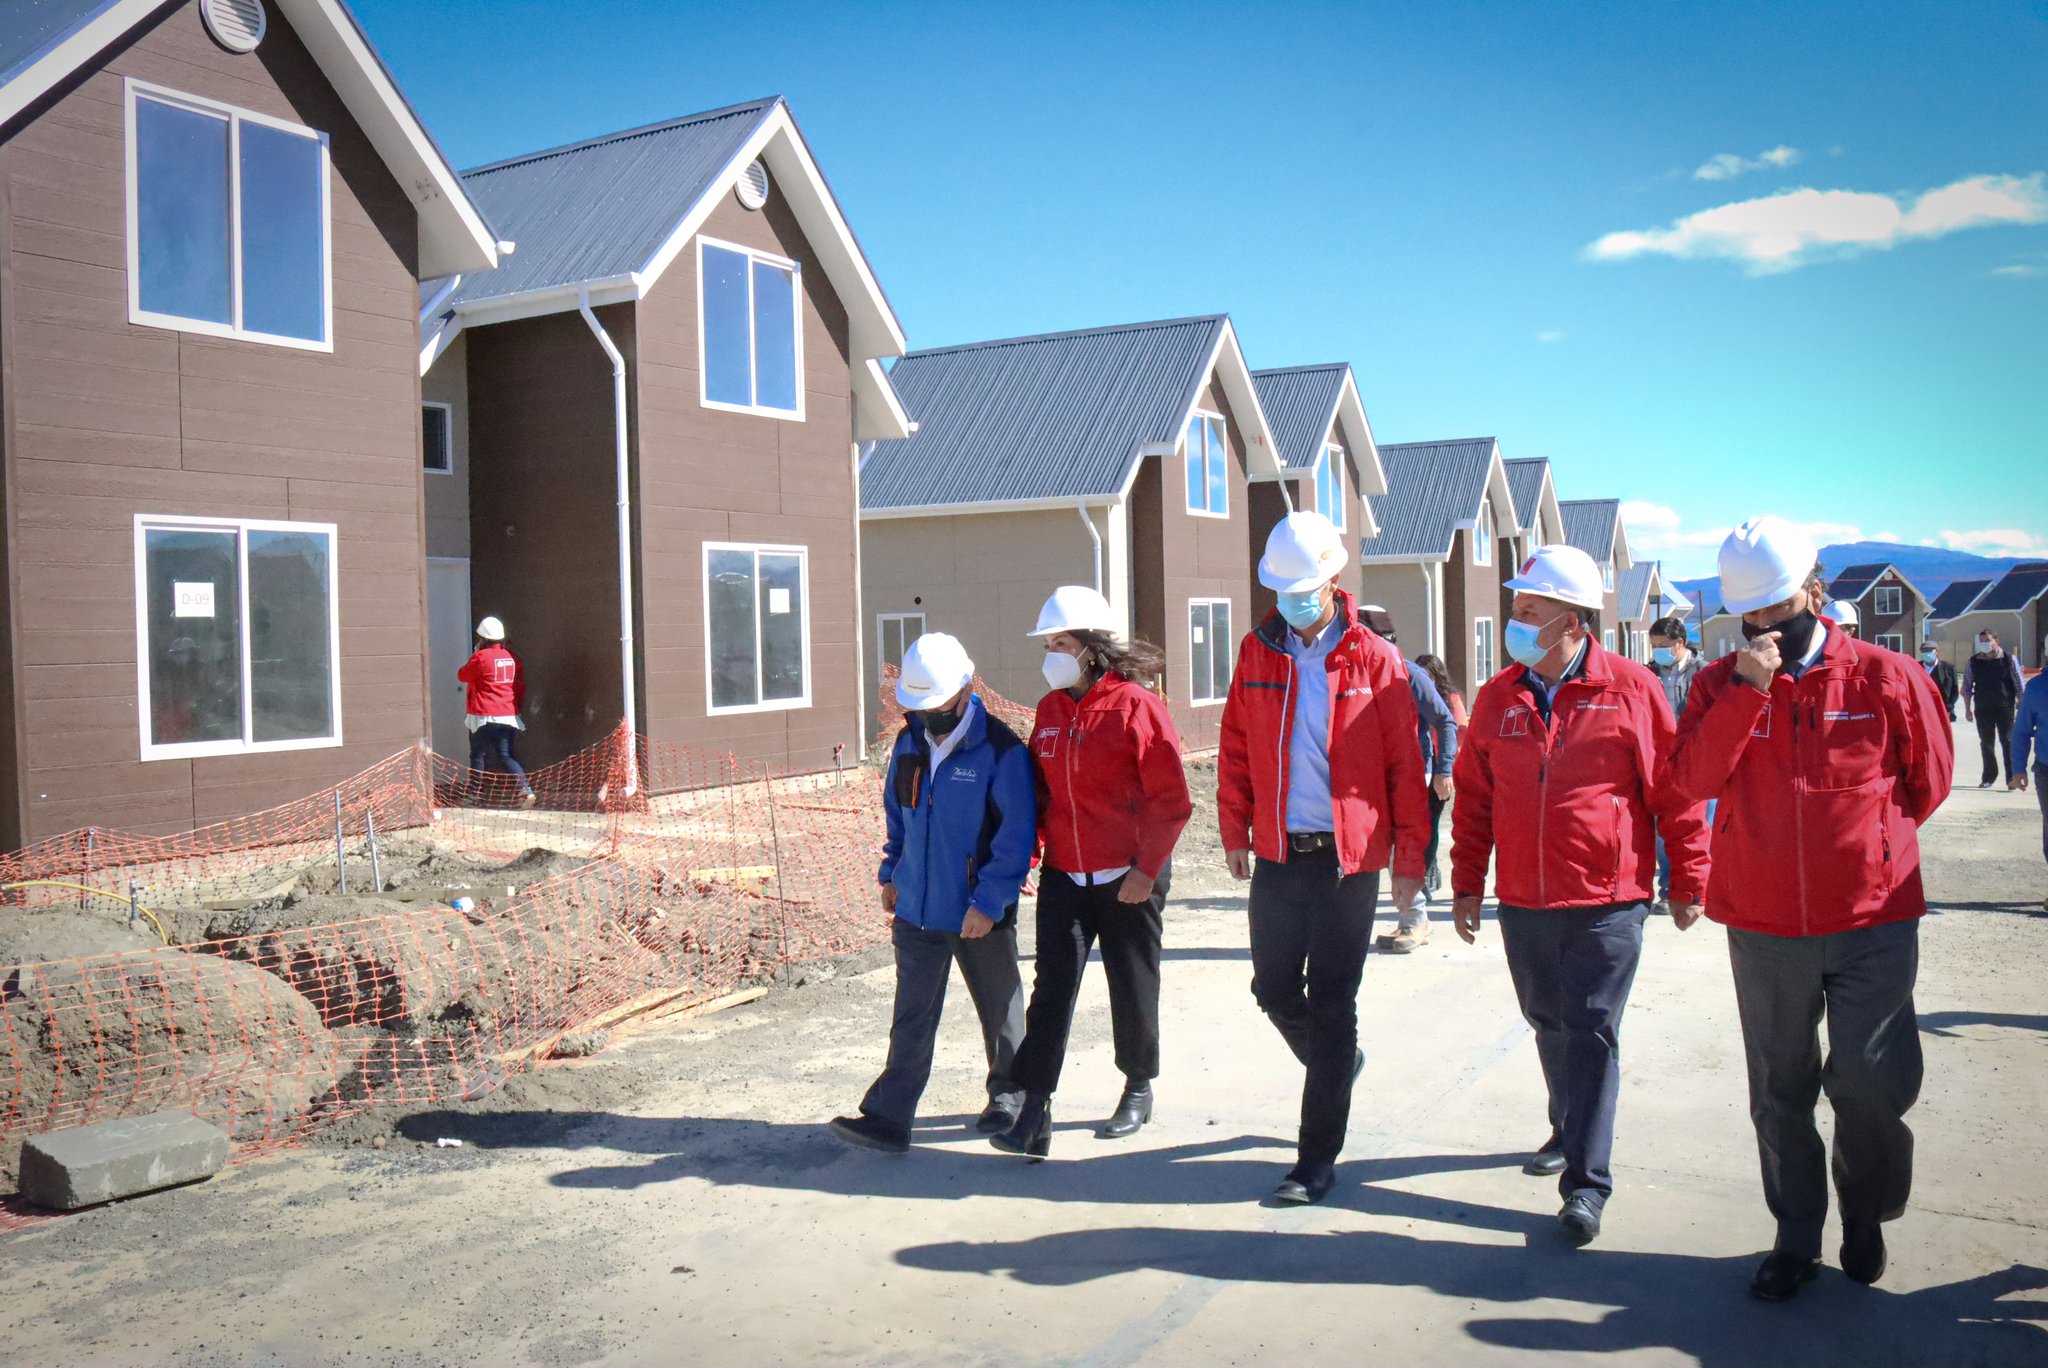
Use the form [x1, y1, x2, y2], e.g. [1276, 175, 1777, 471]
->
[1978, 638, 1995, 653]
[1042, 648, 1087, 691]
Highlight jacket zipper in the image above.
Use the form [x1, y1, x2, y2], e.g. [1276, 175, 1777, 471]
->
[1611, 794, 1624, 894]
[1064, 700, 1084, 874]
[1275, 657, 1295, 862]
[1536, 685, 1560, 908]
[1790, 696, 1809, 934]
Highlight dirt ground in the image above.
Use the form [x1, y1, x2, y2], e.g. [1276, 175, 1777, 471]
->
[2, 718, 2044, 1367]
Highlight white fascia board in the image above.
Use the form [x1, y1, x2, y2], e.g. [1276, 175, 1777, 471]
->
[1537, 472, 1565, 543]
[1334, 369, 1386, 497]
[854, 358, 913, 441]
[1613, 518, 1634, 572]
[450, 277, 637, 330]
[0, 0, 167, 131]
[276, 0, 499, 277]
[1358, 548, 1450, 566]
[420, 313, 459, 376]
[863, 496, 1119, 522]
[1480, 446, 1516, 532]
[1113, 441, 1178, 501]
[1199, 321, 1283, 480]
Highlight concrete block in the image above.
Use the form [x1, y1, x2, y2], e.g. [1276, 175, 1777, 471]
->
[18, 1111, 230, 1210]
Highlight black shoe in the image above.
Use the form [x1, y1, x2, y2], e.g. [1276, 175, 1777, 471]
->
[1353, 1048, 1366, 1082]
[1523, 1134, 1566, 1176]
[1749, 1251, 1821, 1302]
[1841, 1220, 1887, 1286]
[1272, 1164, 1337, 1205]
[1558, 1196, 1601, 1245]
[828, 1114, 909, 1154]
[975, 1100, 1020, 1134]
[1098, 1081, 1153, 1139]
[990, 1096, 1051, 1162]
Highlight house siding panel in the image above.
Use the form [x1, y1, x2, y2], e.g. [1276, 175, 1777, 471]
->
[1157, 375, 1250, 752]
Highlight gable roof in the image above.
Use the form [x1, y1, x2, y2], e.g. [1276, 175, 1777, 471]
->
[1972, 561, 2048, 614]
[1360, 438, 1511, 562]
[1619, 561, 1689, 621]
[1559, 499, 1629, 570]
[1928, 578, 1993, 621]
[1828, 562, 1930, 611]
[1250, 363, 1385, 535]
[1, 0, 497, 278]
[1502, 458, 1550, 533]
[860, 316, 1280, 516]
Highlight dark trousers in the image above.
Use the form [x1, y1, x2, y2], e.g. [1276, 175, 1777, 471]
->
[1977, 709, 2015, 784]
[1012, 865, 1169, 1097]
[1248, 851, 1379, 1171]
[1497, 902, 1649, 1208]
[468, 723, 530, 791]
[1422, 791, 1448, 873]
[859, 916, 1025, 1129]
[1727, 918, 1922, 1259]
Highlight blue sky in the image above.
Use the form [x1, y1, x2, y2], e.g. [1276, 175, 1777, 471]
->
[356, 0, 2047, 579]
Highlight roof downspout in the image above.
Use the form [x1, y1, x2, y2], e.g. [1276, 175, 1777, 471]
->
[418, 274, 462, 324]
[579, 289, 639, 795]
[1079, 502, 1103, 593]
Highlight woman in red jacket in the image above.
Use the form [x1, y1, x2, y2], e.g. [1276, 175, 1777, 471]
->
[992, 587, 1192, 1160]
[458, 615, 537, 809]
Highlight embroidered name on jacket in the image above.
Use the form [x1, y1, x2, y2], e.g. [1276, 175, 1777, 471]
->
[1824, 710, 1876, 722]
[1575, 703, 1619, 711]
[949, 768, 978, 781]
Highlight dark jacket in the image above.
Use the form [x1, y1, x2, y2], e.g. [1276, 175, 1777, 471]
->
[879, 697, 1037, 933]
[1924, 658, 1960, 714]
[1965, 652, 2024, 714]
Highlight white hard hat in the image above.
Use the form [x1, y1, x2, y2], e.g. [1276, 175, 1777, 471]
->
[1718, 516, 1817, 614]
[895, 632, 975, 709]
[1504, 544, 1605, 611]
[476, 616, 506, 641]
[1029, 585, 1118, 637]
[1821, 599, 1859, 627]
[1259, 511, 1349, 593]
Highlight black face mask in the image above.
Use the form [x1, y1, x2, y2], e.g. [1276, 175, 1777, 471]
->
[916, 706, 964, 737]
[1743, 608, 1818, 665]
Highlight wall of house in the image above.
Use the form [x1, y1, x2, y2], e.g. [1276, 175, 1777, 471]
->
[1443, 512, 1503, 697]
[0, 1, 429, 844]
[1935, 609, 2040, 671]
[628, 185, 860, 773]
[1856, 572, 1921, 653]
[422, 331, 470, 560]
[1245, 474, 1311, 624]
[1358, 562, 1433, 663]
[1154, 374, 1251, 752]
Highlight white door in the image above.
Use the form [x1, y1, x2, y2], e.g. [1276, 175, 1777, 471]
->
[427, 558, 472, 757]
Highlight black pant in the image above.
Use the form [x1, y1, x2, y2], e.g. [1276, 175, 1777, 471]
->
[469, 723, 530, 791]
[1011, 866, 1169, 1096]
[859, 917, 1025, 1129]
[1422, 790, 1448, 873]
[1248, 851, 1379, 1171]
[1977, 709, 2016, 784]
[1497, 902, 1649, 1208]
[1727, 919, 1922, 1259]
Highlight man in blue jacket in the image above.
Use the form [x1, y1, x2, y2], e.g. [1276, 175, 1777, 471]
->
[831, 632, 1038, 1154]
[2011, 657, 2048, 911]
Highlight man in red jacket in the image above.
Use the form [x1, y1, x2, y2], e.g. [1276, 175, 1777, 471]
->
[1451, 545, 1710, 1246]
[1220, 513, 1426, 1206]
[1668, 516, 1954, 1302]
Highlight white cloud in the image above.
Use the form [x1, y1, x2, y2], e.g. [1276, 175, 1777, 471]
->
[1623, 501, 1871, 579]
[1992, 263, 2045, 278]
[1587, 173, 2048, 274]
[1536, 329, 1566, 343]
[1932, 528, 2048, 558]
[1694, 145, 1801, 182]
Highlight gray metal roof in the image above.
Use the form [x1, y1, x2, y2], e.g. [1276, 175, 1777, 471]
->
[1827, 562, 1889, 600]
[1928, 578, 1993, 621]
[437, 98, 780, 309]
[1362, 439, 1498, 559]
[0, 0, 116, 91]
[1973, 562, 2048, 613]
[1559, 499, 1621, 564]
[1251, 366, 1346, 471]
[1618, 561, 1658, 619]
[860, 316, 1229, 511]
[1502, 458, 1551, 532]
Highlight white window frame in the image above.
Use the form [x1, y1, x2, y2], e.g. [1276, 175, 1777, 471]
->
[133, 514, 343, 761]
[1874, 585, 1903, 616]
[696, 235, 805, 422]
[1601, 563, 1615, 591]
[1473, 500, 1494, 566]
[1474, 616, 1497, 681]
[1184, 410, 1229, 519]
[1317, 443, 1345, 530]
[123, 79, 334, 353]
[1189, 597, 1233, 706]
[875, 611, 925, 683]
[1877, 632, 1905, 652]
[422, 401, 454, 474]
[1604, 628, 1617, 653]
[703, 541, 813, 716]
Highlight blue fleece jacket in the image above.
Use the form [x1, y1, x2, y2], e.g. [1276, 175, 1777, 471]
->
[2013, 672, 2048, 774]
[878, 697, 1037, 933]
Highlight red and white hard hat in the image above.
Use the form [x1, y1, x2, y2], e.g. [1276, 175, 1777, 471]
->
[1029, 585, 1119, 637]
[1259, 512, 1349, 593]
[1504, 544, 1605, 611]
[1719, 516, 1817, 614]
[896, 632, 975, 708]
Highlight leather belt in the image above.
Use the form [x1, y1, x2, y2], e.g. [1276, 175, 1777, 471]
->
[1286, 831, 1336, 853]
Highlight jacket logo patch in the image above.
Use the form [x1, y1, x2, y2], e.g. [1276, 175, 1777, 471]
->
[949, 768, 978, 781]
[1500, 705, 1531, 738]
[1751, 705, 1772, 739]
[1337, 686, 1372, 700]
[1035, 727, 1059, 757]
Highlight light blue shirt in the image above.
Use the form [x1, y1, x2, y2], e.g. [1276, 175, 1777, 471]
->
[1283, 614, 1342, 832]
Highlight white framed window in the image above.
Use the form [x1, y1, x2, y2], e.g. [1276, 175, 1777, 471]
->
[876, 611, 925, 682]
[1188, 598, 1233, 705]
[423, 402, 453, 474]
[1474, 617, 1497, 680]
[124, 80, 332, 351]
[1604, 628, 1617, 653]
[1473, 500, 1495, 566]
[1184, 412, 1229, 517]
[705, 542, 810, 714]
[1877, 632, 1905, 652]
[1874, 585, 1903, 616]
[698, 236, 803, 419]
[1315, 443, 1345, 530]
[1601, 562, 1615, 591]
[134, 515, 340, 760]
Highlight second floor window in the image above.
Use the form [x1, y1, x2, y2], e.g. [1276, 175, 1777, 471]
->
[1185, 413, 1228, 516]
[701, 238, 801, 417]
[1316, 444, 1345, 529]
[1474, 500, 1494, 565]
[1874, 584, 1903, 616]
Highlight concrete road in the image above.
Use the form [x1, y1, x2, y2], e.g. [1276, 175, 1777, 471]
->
[5, 725, 2046, 1367]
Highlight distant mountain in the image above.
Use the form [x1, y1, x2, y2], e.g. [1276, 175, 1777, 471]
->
[1673, 542, 2034, 615]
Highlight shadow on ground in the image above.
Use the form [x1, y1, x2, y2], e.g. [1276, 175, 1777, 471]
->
[1920, 1009, 2048, 1038]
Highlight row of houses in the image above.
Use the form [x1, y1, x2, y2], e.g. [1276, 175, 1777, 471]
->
[1694, 560, 2048, 669]
[0, 0, 1691, 847]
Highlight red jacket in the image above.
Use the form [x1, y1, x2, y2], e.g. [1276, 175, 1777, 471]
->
[1666, 628, 1954, 937]
[1218, 591, 1428, 879]
[1451, 640, 1710, 910]
[1030, 671, 1192, 881]
[458, 644, 525, 718]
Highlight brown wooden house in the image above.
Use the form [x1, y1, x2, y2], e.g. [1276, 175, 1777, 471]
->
[1245, 364, 1385, 623]
[0, 0, 500, 846]
[418, 98, 912, 773]
[1499, 456, 1564, 622]
[1825, 562, 1929, 654]
[1559, 498, 1634, 654]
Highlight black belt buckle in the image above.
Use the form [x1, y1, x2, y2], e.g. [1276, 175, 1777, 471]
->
[1287, 831, 1334, 854]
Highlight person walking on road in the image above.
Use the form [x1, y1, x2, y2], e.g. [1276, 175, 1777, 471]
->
[459, 616, 537, 809]
[832, 633, 1036, 1154]
[1668, 517, 1953, 1301]
[1219, 512, 1427, 1206]
[1648, 615, 1711, 913]
[1450, 546, 1710, 1247]
[2010, 659, 2048, 910]
[1921, 645, 1960, 722]
[1357, 612, 1456, 954]
[992, 588, 1191, 1160]
[1964, 631, 2026, 788]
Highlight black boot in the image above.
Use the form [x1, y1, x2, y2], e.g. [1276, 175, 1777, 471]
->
[1098, 1080, 1153, 1139]
[990, 1094, 1051, 1161]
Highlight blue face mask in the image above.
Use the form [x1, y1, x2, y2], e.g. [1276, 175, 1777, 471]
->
[1276, 588, 1327, 630]
[1651, 646, 1676, 667]
[1505, 612, 1569, 668]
